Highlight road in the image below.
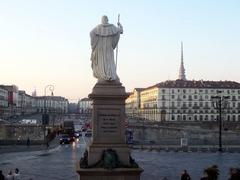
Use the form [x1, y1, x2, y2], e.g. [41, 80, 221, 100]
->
[0, 136, 91, 180]
[1, 136, 240, 180]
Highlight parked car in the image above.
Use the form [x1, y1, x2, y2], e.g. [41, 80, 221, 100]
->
[85, 130, 92, 137]
[59, 134, 72, 144]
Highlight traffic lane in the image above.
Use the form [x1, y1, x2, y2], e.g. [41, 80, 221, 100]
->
[0, 137, 86, 180]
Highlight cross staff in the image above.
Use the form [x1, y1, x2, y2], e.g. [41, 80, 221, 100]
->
[115, 14, 120, 71]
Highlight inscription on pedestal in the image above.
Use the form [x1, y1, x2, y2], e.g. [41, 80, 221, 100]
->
[98, 109, 120, 135]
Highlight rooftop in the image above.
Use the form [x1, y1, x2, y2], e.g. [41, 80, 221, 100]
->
[145, 80, 240, 90]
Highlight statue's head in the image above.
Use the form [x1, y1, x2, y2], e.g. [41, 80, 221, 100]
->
[101, 15, 109, 24]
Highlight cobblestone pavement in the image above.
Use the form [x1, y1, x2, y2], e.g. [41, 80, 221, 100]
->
[132, 150, 240, 180]
[0, 136, 240, 180]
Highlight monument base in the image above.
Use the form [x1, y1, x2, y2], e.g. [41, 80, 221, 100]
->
[77, 80, 143, 179]
[88, 144, 130, 166]
[76, 164, 143, 180]
[87, 81, 131, 166]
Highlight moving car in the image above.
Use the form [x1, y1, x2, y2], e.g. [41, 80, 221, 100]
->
[74, 130, 82, 138]
[59, 134, 72, 144]
[62, 120, 75, 137]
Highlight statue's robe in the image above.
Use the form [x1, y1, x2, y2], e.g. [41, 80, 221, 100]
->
[90, 23, 122, 81]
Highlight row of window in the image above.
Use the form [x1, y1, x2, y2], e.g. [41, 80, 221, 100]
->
[162, 89, 240, 94]
[126, 109, 240, 115]
[0, 88, 7, 94]
[0, 101, 8, 107]
[170, 114, 240, 121]
[171, 109, 240, 114]
[161, 101, 240, 108]
[162, 95, 240, 100]
[141, 101, 240, 109]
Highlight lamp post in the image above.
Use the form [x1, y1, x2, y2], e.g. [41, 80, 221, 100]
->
[211, 90, 229, 152]
[43, 85, 54, 145]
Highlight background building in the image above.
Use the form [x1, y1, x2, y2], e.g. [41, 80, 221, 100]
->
[78, 98, 92, 114]
[0, 85, 19, 118]
[125, 88, 143, 111]
[126, 43, 240, 122]
[0, 84, 69, 119]
[126, 80, 240, 122]
[36, 96, 69, 114]
[0, 87, 8, 119]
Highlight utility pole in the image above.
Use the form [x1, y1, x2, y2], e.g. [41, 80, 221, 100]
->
[211, 91, 229, 152]
[43, 85, 54, 146]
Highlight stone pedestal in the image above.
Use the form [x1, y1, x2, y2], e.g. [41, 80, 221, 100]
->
[88, 81, 130, 166]
[77, 81, 143, 180]
[76, 163, 143, 180]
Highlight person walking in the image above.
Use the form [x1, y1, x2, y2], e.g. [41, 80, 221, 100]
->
[13, 168, 20, 180]
[228, 168, 240, 180]
[5, 171, 13, 180]
[200, 169, 209, 180]
[181, 170, 191, 180]
[200, 165, 219, 180]
[27, 137, 30, 147]
[0, 170, 5, 180]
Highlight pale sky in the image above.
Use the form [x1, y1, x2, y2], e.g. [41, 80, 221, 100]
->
[0, 0, 240, 102]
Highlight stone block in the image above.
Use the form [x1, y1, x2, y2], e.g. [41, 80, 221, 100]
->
[76, 163, 143, 180]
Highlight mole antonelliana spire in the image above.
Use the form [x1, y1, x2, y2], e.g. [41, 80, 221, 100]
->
[178, 41, 187, 80]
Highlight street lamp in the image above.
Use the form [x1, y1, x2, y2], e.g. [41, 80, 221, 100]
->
[211, 90, 229, 152]
[42, 85, 54, 145]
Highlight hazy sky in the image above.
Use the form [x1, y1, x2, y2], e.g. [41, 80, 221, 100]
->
[1, 1, 240, 102]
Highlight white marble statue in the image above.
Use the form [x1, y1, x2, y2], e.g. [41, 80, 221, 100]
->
[90, 15, 123, 81]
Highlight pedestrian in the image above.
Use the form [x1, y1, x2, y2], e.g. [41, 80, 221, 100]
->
[200, 165, 219, 180]
[0, 170, 5, 180]
[13, 168, 20, 180]
[228, 167, 240, 180]
[5, 171, 13, 180]
[181, 169, 191, 180]
[27, 137, 30, 147]
[46, 141, 49, 149]
[200, 169, 209, 180]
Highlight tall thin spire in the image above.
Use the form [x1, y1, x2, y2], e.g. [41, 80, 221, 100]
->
[178, 41, 187, 80]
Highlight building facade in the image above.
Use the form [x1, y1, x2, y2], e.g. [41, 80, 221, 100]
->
[126, 80, 240, 122]
[126, 43, 240, 122]
[0, 85, 69, 119]
[0, 87, 8, 118]
[36, 96, 69, 114]
[125, 88, 143, 110]
[78, 98, 92, 114]
[0, 85, 19, 117]
[18, 90, 38, 115]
